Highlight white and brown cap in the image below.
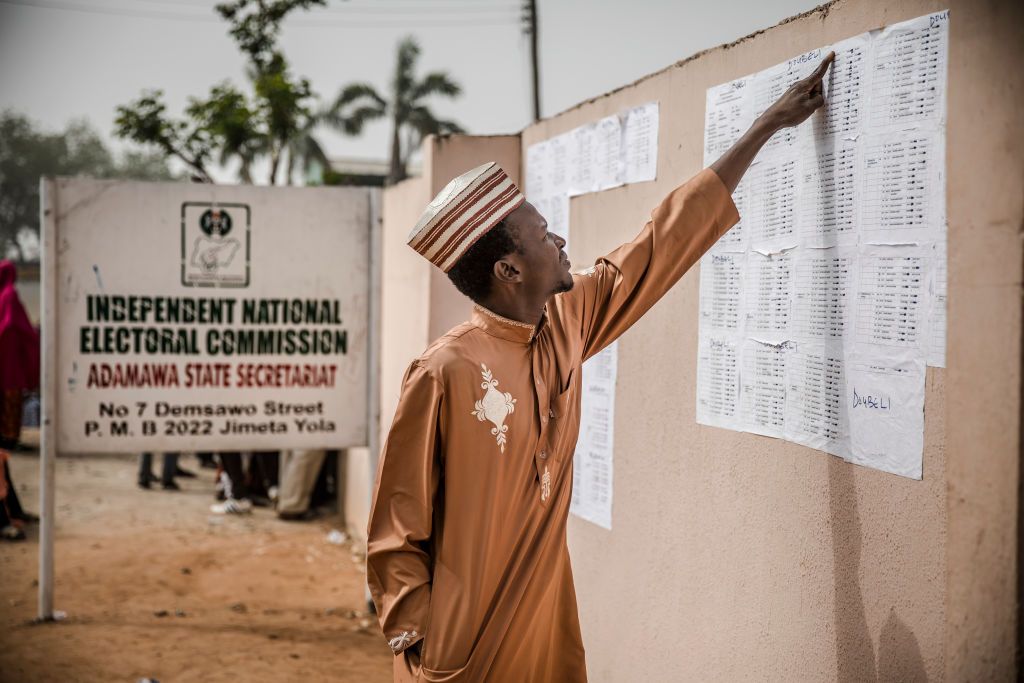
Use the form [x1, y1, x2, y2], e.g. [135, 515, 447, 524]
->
[407, 162, 525, 272]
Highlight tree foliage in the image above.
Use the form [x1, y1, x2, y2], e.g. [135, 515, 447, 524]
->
[114, 0, 332, 186]
[0, 111, 175, 262]
[324, 36, 464, 185]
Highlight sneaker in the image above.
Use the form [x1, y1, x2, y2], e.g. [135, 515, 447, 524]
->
[267, 486, 279, 503]
[1, 525, 26, 541]
[210, 498, 253, 515]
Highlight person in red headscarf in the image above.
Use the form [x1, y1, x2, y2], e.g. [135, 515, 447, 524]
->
[0, 260, 40, 541]
[0, 260, 38, 446]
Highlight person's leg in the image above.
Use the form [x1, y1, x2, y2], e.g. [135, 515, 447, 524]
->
[277, 449, 326, 518]
[0, 498, 23, 540]
[138, 453, 154, 488]
[196, 452, 217, 469]
[218, 452, 249, 500]
[2, 459, 26, 521]
[259, 451, 281, 502]
[309, 450, 337, 509]
[160, 453, 180, 489]
[210, 452, 252, 514]
[264, 451, 280, 487]
[0, 389, 23, 450]
[252, 451, 279, 489]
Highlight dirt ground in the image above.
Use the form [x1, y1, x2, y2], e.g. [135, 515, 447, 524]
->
[0, 440, 393, 683]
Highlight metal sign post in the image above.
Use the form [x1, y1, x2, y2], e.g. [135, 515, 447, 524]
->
[38, 178, 57, 620]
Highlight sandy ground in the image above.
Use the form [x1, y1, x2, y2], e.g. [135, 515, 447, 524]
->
[0, 443, 393, 683]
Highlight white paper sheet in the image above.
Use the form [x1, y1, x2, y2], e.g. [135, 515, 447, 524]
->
[860, 131, 942, 245]
[845, 354, 926, 479]
[745, 250, 794, 339]
[696, 11, 949, 479]
[571, 342, 618, 529]
[853, 245, 931, 350]
[792, 247, 857, 342]
[798, 137, 859, 248]
[623, 102, 659, 183]
[696, 334, 741, 430]
[548, 133, 571, 198]
[526, 140, 550, 200]
[704, 77, 754, 165]
[739, 339, 791, 439]
[548, 193, 570, 252]
[746, 152, 799, 252]
[568, 123, 597, 197]
[593, 114, 625, 192]
[869, 10, 949, 130]
[928, 238, 947, 367]
[699, 252, 745, 334]
[783, 341, 847, 457]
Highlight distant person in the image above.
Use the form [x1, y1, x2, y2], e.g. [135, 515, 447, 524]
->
[210, 452, 253, 514]
[277, 449, 325, 521]
[137, 452, 181, 490]
[0, 259, 40, 541]
[0, 450, 36, 541]
[367, 54, 835, 681]
[0, 260, 39, 450]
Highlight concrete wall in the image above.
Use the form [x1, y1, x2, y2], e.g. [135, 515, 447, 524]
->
[377, 0, 1023, 678]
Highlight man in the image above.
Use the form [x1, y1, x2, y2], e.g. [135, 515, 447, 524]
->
[368, 53, 835, 682]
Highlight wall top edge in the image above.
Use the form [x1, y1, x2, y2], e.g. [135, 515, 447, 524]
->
[530, 0, 840, 127]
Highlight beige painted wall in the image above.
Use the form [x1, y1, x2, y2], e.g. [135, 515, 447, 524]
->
[379, 173, 432, 450]
[376, 0, 1023, 678]
[519, 1, 1021, 680]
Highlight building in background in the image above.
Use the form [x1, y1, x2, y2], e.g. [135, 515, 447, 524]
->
[306, 156, 422, 188]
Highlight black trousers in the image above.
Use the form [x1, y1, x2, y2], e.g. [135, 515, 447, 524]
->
[138, 452, 179, 485]
[217, 452, 249, 500]
[1, 459, 26, 526]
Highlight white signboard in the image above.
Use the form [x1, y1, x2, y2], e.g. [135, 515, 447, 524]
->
[46, 178, 373, 452]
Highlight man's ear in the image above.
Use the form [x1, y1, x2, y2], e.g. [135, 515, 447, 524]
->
[493, 256, 521, 284]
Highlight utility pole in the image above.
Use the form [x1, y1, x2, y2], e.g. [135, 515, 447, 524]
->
[523, 0, 541, 122]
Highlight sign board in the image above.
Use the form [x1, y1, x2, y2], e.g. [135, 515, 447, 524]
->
[45, 178, 373, 452]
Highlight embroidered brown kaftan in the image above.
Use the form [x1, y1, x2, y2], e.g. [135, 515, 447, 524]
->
[368, 168, 739, 682]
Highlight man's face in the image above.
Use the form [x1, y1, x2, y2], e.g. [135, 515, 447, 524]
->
[502, 201, 574, 298]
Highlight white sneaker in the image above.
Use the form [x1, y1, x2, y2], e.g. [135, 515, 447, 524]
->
[210, 498, 253, 515]
[267, 486, 279, 503]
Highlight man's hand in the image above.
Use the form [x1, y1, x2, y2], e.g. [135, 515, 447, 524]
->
[710, 51, 835, 193]
[761, 52, 836, 129]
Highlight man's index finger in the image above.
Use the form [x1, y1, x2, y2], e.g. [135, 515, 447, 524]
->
[807, 51, 836, 82]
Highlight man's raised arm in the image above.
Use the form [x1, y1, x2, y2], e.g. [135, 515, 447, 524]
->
[554, 52, 835, 361]
[711, 52, 834, 192]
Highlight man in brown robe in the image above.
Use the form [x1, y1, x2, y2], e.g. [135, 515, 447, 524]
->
[368, 53, 835, 682]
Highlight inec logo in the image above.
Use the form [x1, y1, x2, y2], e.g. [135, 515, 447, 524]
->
[180, 202, 251, 287]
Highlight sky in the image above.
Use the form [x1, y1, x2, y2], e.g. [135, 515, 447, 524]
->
[0, 0, 822, 183]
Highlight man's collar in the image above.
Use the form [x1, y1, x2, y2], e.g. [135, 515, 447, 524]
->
[471, 304, 546, 344]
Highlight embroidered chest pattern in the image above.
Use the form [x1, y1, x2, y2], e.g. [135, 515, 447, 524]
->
[472, 363, 517, 453]
[541, 465, 551, 502]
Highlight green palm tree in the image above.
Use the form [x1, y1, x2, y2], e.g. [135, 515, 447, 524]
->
[326, 36, 465, 185]
[283, 113, 329, 185]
